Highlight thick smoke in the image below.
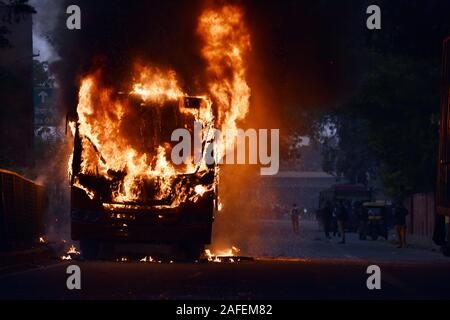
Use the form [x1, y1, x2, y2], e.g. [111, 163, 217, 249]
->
[30, 0, 61, 62]
[51, 0, 366, 129]
[53, 0, 207, 114]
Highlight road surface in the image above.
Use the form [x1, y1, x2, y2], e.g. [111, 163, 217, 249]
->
[1, 219, 449, 299]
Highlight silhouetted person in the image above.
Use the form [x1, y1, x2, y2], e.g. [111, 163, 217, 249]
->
[394, 202, 409, 248]
[322, 201, 333, 239]
[291, 203, 300, 234]
[331, 202, 338, 237]
[355, 201, 368, 240]
[336, 200, 348, 244]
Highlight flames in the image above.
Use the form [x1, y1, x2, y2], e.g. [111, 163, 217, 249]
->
[61, 245, 81, 261]
[140, 256, 154, 263]
[198, 5, 252, 160]
[205, 246, 241, 263]
[75, 70, 203, 203]
[69, 5, 251, 206]
[131, 66, 183, 103]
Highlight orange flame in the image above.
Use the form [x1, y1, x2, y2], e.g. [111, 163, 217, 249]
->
[131, 66, 183, 102]
[75, 69, 206, 203]
[198, 5, 251, 159]
[205, 246, 240, 262]
[69, 5, 251, 207]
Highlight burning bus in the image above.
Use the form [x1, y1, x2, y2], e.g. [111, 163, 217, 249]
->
[66, 5, 251, 260]
[68, 70, 219, 260]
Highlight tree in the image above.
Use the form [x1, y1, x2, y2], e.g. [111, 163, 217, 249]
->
[349, 53, 439, 197]
[315, 112, 378, 186]
[312, 0, 449, 198]
[317, 51, 440, 198]
[0, 0, 35, 48]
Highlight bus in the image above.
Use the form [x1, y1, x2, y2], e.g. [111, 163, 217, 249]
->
[436, 36, 450, 255]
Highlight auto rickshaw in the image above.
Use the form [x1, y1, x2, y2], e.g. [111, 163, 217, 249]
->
[362, 202, 389, 240]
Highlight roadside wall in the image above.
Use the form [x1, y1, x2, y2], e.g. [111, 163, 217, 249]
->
[0, 169, 46, 251]
[403, 193, 436, 246]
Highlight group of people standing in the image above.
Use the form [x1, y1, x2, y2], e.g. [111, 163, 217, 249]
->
[290, 201, 349, 243]
[320, 200, 349, 244]
[318, 200, 409, 248]
[291, 199, 409, 248]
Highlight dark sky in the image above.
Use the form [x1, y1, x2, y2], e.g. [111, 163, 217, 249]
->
[49, 0, 450, 126]
[245, 1, 368, 117]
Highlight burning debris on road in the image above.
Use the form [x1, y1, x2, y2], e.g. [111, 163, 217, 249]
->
[60, 245, 81, 261]
[203, 246, 252, 263]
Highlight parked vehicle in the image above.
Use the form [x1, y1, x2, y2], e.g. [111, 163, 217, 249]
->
[363, 202, 388, 241]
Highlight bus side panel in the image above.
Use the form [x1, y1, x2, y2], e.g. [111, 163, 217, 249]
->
[437, 38, 450, 216]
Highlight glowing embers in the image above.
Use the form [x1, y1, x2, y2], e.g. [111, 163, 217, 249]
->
[108, 211, 136, 221]
[105, 203, 148, 212]
[140, 256, 154, 263]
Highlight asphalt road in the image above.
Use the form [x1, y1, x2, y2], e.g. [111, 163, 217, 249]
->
[0, 219, 449, 300]
[1, 258, 450, 299]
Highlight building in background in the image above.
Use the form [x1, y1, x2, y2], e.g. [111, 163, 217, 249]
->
[256, 171, 337, 218]
[0, 4, 34, 169]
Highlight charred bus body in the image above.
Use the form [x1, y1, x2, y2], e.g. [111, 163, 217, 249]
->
[69, 95, 218, 259]
[436, 37, 450, 255]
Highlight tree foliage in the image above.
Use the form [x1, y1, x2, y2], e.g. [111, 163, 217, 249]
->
[349, 53, 438, 197]
[312, 0, 449, 198]
[315, 113, 378, 186]
[317, 51, 440, 198]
